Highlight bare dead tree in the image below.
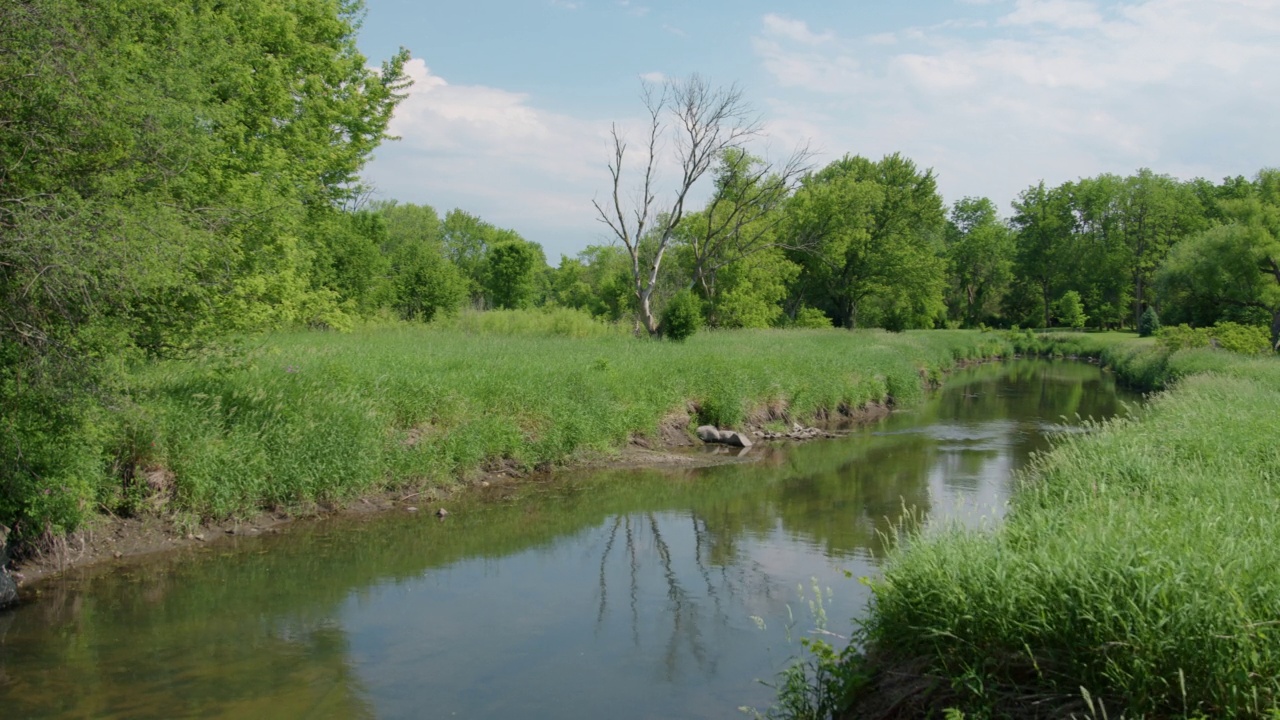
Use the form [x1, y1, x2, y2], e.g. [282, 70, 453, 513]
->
[594, 75, 806, 337]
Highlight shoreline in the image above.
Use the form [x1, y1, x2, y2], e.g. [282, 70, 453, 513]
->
[8, 405, 891, 592]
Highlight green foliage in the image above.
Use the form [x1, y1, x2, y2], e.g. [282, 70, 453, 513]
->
[1157, 322, 1273, 355]
[945, 197, 1015, 327]
[660, 290, 703, 342]
[705, 248, 799, 328]
[12, 327, 1007, 527]
[437, 308, 625, 338]
[857, 336, 1280, 717]
[786, 153, 947, 329]
[757, 639, 862, 720]
[0, 0, 408, 538]
[389, 240, 468, 322]
[484, 240, 546, 310]
[1138, 307, 1161, 337]
[1052, 290, 1088, 329]
[790, 307, 833, 329]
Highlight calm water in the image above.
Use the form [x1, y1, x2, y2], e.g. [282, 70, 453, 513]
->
[0, 361, 1136, 719]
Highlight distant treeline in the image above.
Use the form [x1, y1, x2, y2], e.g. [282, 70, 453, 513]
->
[366, 160, 1280, 344]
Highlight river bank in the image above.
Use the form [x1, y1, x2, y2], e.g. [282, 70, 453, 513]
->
[829, 337, 1280, 718]
[0, 359, 1135, 719]
[4, 326, 1018, 592]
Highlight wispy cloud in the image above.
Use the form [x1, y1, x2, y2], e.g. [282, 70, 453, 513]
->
[618, 0, 650, 17]
[366, 60, 611, 255]
[752, 1, 1280, 210]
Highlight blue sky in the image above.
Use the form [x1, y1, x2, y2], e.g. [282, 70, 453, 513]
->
[356, 0, 1280, 261]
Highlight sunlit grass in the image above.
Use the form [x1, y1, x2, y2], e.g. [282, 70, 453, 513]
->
[116, 323, 1014, 520]
[858, 339, 1280, 717]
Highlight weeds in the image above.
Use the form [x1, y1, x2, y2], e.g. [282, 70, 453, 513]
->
[6, 325, 1015, 533]
[847, 337, 1280, 717]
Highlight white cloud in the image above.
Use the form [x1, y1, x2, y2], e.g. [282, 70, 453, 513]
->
[365, 59, 613, 257]
[998, 0, 1104, 29]
[761, 13, 835, 46]
[751, 0, 1280, 213]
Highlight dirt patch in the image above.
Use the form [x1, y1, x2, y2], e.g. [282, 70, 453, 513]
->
[842, 651, 1097, 720]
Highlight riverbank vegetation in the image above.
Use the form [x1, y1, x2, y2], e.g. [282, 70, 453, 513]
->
[765, 336, 1280, 719]
[8, 325, 1014, 540]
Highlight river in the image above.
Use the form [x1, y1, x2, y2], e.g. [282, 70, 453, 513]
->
[0, 360, 1137, 719]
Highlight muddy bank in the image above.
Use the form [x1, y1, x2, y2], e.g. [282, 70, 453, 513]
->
[8, 407, 886, 591]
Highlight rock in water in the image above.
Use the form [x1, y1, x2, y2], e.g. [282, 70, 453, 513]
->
[695, 425, 722, 443]
[719, 431, 754, 448]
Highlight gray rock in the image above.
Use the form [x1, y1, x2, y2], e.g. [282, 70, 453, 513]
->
[719, 431, 754, 448]
[695, 425, 722, 443]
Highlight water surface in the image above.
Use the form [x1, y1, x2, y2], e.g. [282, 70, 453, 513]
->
[0, 360, 1135, 718]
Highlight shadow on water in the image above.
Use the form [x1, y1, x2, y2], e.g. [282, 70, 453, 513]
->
[0, 360, 1138, 719]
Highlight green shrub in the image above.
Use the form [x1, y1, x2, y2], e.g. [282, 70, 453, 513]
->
[1053, 290, 1088, 329]
[1210, 321, 1272, 354]
[660, 290, 702, 342]
[1158, 322, 1271, 355]
[791, 306, 833, 329]
[1137, 307, 1160, 337]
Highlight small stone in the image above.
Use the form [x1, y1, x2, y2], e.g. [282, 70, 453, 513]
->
[695, 425, 722, 443]
[719, 431, 754, 448]
[113, 551, 123, 559]
[435, 508, 449, 519]
[406, 506, 419, 513]
[193, 534, 205, 542]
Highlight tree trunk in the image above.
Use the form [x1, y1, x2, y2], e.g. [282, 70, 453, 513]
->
[639, 286, 659, 337]
[1271, 310, 1280, 353]
[1042, 281, 1052, 328]
[1133, 272, 1145, 330]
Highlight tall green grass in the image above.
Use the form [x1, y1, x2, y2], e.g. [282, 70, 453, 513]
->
[853, 339, 1280, 717]
[89, 324, 1014, 523]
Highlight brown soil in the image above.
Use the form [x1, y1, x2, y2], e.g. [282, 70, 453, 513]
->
[7, 400, 896, 590]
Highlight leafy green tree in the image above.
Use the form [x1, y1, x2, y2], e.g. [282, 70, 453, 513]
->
[389, 241, 467, 322]
[1120, 169, 1206, 328]
[678, 149, 808, 311]
[0, 0, 408, 536]
[787, 153, 946, 329]
[442, 209, 527, 305]
[944, 197, 1014, 327]
[1010, 181, 1076, 328]
[1138, 307, 1161, 337]
[1054, 290, 1089, 329]
[1158, 170, 1280, 350]
[1066, 175, 1131, 329]
[484, 240, 545, 310]
[713, 247, 800, 328]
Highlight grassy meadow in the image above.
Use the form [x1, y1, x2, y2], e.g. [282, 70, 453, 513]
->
[833, 338, 1280, 718]
[84, 318, 1015, 527]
